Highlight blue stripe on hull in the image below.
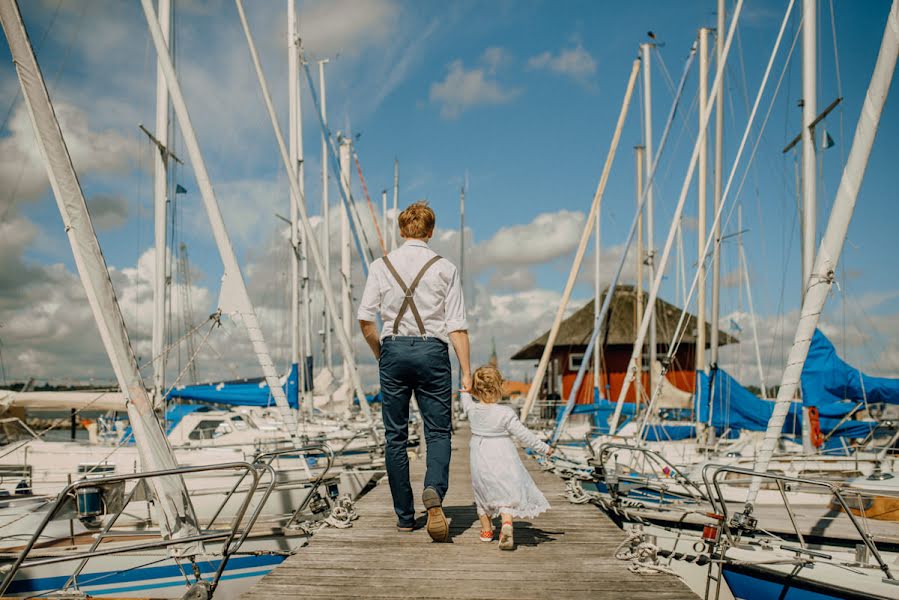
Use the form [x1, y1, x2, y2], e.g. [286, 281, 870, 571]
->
[723, 566, 881, 600]
[7, 554, 285, 596]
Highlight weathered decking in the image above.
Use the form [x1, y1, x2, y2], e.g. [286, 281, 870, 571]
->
[242, 425, 696, 599]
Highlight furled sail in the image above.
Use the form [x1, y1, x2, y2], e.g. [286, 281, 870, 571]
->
[801, 329, 899, 407]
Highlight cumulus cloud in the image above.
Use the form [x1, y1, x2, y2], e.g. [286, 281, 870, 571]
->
[0, 103, 139, 205]
[528, 43, 597, 84]
[429, 48, 521, 119]
[488, 268, 536, 292]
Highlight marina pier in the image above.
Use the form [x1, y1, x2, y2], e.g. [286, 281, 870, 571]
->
[242, 425, 696, 600]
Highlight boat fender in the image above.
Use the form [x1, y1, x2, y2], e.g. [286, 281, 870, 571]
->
[808, 406, 824, 448]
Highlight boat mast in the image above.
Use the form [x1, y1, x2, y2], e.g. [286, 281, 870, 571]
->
[151, 0, 171, 408]
[696, 27, 710, 374]
[0, 0, 197, 539]
[291, 7, 314, 417]
[710, 0, 725, 383]
[634, 144, 645, 408]
[288, 0, 300, 399]
[392, 159, 399, 250]
[749, 0, 898, 502]
[799, 0, 818, 453]
[641, 42, 657, 395]
[318, 58, 333, 375]
[141, 0, 301, 440]
[801, 0, 818, 296]
[593, 165, 602, 398]
[339, 135, 354, 390]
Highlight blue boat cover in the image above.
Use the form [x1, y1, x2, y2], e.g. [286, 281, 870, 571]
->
[165, 363, 300, 408]
[696, 367, 875, 440]
[801, 329, 899, 407]
[555, 390, 637, 433]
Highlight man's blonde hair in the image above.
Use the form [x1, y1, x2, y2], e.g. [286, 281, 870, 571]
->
[472, 365, 504, 403]
[398, 201, 436, 239]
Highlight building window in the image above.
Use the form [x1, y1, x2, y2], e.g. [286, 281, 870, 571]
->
[568, 353, 584, 371]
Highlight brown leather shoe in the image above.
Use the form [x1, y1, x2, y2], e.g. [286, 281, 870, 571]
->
[422, 487, 448, 542]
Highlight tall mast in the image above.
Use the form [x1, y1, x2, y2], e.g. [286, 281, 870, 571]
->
[696, 27, 710, 373]
[289, 1, 314, 415]
[635, 145, 645, 407]
[142, 0, 302, 439]
[799, 0, 818, 453]
[641, 42, 657, 394]
[1, 0, 197, 539]
[318, 59, 333, 374]
[339, 135, 354, 387]
[392, 159, 399, 250]
[288, 0, 300, 381]
[593, 166, 601, 398]
[801, 0, 818, 296]
[151, 0, 171, 407]
[710, 0, 725, 377]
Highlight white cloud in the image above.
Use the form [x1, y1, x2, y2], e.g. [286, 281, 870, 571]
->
[429, 49, 521, 119]
[0, 102, 139, 206]
[476, 209, 585, 267]
[528, 43, 597, 84]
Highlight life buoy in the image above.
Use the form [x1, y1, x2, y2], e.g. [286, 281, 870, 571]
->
[808, 406, 824, 448]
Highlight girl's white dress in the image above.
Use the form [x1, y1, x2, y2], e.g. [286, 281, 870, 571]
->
[461, 392, 551, 519]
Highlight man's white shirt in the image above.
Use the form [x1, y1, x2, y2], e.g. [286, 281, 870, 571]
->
[357, 239, 468, 342]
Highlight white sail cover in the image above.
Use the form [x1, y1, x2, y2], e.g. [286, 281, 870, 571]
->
[748, 0, 899, 503]
[0, 390, 127, 412]
[0, 0, 199, 541]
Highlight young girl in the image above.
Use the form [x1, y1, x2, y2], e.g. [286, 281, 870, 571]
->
[461, 365, 552, 550]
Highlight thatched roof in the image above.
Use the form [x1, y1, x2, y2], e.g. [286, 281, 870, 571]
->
[511, 284, 737, 361]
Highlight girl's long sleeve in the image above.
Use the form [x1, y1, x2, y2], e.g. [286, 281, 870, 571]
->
[505, 412, 551, 455]
[460, 391, 475, 416]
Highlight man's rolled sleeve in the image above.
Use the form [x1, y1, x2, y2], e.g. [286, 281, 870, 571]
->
[444, 264, 468, 332]
[357, 262, 382, 322]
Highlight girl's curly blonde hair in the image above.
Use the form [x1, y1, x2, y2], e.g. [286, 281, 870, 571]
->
[472, 365, 504, 403]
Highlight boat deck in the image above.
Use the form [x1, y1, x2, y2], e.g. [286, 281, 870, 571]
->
[242, 424, 697, 599]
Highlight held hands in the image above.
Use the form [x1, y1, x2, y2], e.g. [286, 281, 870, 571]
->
[461, 371, 472, 392]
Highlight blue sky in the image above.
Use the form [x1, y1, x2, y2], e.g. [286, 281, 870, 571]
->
[1, 0, 898, 389]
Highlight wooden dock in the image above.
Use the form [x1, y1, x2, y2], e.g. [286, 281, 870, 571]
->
[242, 425, 697, 599]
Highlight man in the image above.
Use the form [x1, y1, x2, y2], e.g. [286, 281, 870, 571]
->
[358, 201, 471, 542]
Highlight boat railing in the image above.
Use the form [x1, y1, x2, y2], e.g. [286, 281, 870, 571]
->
[207, 441, 336, 531]
[0, 462, 276, 596]
[701, 464, 895, 582]
[593, 442, 710, 504]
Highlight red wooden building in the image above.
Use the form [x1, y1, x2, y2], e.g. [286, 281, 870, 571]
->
[511, 285, 736, 412]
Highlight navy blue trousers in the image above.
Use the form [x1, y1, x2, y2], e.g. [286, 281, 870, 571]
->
[379, 336, 452, 527]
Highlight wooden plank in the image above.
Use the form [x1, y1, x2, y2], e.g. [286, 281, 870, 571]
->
[241, 425, 696, 600]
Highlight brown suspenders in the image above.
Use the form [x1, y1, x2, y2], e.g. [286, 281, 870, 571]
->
[381, 254, 443, 336]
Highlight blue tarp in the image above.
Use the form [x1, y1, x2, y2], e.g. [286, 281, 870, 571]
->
[555, 391, 637, 434]
[121, 404, 210, 443]
[696, 367, 876, 440]
[801, 329, 899, 407]
[165, 363, 300, 408]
